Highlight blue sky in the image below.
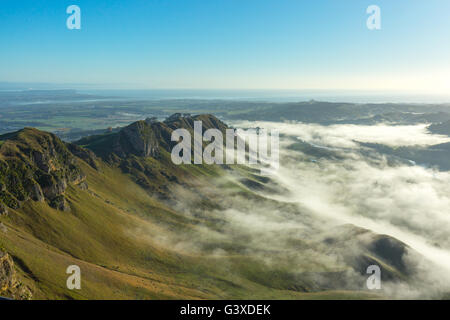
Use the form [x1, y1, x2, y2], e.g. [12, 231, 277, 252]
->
[0, 0, 449, 92]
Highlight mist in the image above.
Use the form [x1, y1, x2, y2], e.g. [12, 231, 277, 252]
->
[238, 120, 450, 295]
[130, 119, 450, 298]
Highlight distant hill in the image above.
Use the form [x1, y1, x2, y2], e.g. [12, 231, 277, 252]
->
[223, 101, 450, 124]
[428, 120, 450, 136]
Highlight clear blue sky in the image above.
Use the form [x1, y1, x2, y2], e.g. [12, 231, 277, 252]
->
[1, 0, 449, 92]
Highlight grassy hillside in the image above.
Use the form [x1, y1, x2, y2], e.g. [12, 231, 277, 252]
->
[0, 158, 382, 299]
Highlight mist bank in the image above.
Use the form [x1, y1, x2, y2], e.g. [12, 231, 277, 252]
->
[235, 120, 450, 294]
[132, 120, 450, 298]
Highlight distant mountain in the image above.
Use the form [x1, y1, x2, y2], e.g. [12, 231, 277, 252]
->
[1, 90, 450, 135]
[340, 111, 450, 125]
[428, 120, 450, 136]
[359, 141, 450, 171]
[224, 101, 450, 125]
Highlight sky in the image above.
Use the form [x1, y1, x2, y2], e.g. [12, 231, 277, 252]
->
[0, 0, 449, 93]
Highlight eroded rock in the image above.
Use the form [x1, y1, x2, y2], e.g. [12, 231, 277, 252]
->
[0, 251, 32, 300]
[50, 195, 71, 212]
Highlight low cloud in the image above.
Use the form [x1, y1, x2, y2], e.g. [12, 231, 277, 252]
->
[253, 121, 450, 296]
[131, 120, 450, 298]
[234, 121, 450, 148]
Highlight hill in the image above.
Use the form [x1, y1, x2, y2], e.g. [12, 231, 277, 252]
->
[428, 120, 450, 136]
[0, 114, 429, 299]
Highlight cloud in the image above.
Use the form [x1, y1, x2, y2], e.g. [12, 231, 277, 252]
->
[234, 121, 450, 148]
[248, 121, 450, 295]
[130, 120, 450, 298]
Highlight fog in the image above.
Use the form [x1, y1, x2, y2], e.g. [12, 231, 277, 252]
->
[235, 121, 450, 291]
[134, 120, 450, 298]
[235, 121, 450, 148]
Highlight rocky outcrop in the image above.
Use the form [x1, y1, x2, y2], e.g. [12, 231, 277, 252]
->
[72, 114, 229, 198]
[0, 251, 15, 293]
[164, 113, 228, 134]
[77, 114, 229, 163]
[28, 182, 44, 202]
[66, 143, 100, 171]
[0, 128, 89, 212]
[118, 121, 160, 157]
[0, 250, 32, 300]
[50, 195, 71, 212]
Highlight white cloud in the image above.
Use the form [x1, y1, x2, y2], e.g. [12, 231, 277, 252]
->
[234, 121, 450, 147]
[250, 121, 450, 279]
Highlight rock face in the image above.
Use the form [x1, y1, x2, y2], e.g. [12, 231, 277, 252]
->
[0, 251, 15, 292]
[0, 114, 227, 210]
[0, 115, 222, 212]
[0, 202, 8, 216]
[77, 113, 229, 163]
[66, 143, 99, 171]
[74, 114, 229, 199]
[118, 121, 160, 157]
[0, 250, 32, 300]
[29, 183, 44, 202]
[0, 128, 89, 212]
[50, 195, 71, 212]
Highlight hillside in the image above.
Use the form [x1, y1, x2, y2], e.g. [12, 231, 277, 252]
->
[0, 114, 430, 299]
[428, 120, 450, 136]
